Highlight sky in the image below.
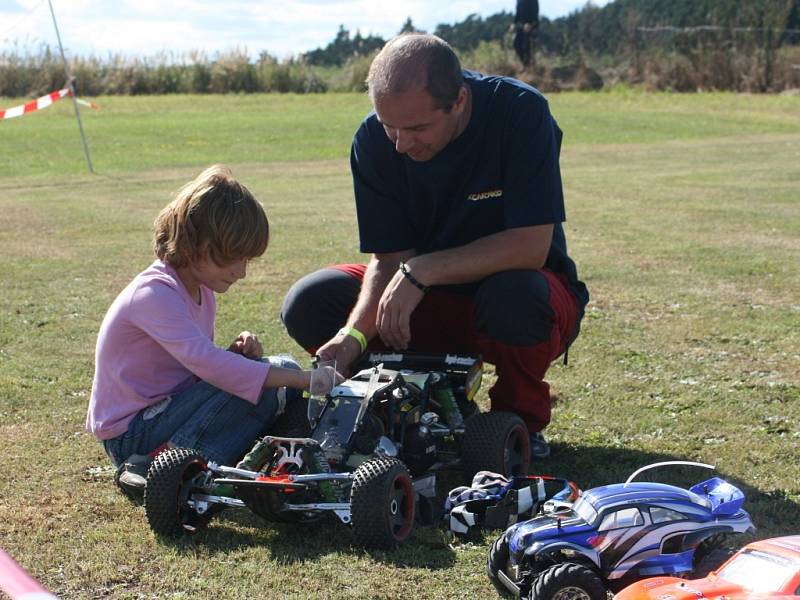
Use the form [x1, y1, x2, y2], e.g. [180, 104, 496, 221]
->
[0, 0, 610, 59]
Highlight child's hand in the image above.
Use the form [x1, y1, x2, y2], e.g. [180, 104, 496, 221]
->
[308, 365, 345, 396]
[228, 331, 263, 358]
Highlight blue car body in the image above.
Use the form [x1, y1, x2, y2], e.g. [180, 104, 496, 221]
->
[503, 476, 754, 589]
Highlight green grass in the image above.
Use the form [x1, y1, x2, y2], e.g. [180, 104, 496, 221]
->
[0, 93, 372, 177]
[0, 89, 799, 599]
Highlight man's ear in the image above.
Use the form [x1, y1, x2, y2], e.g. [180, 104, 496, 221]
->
[452, 85, 468, 113]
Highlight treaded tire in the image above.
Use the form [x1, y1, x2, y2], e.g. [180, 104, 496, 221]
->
[461, 411, 530, 478]
[144, 447, 209, 536]
[487, 534, 516, 598]
[529, 563, 607, 600]
[271, 391, 311, 438]
[350, 457, 415, 549]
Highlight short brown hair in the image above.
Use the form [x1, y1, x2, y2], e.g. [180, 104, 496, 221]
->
[367, 34, 464, 110]
[153, 165, 269, 268]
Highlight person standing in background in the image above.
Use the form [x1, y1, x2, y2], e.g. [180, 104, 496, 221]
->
[513, 0, 540, 67]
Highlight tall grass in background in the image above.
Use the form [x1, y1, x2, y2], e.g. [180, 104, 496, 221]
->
[3, 40, 800, 98]
[0, 46, 328, 96]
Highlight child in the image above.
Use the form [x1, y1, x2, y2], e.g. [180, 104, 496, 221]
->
[86, 165, 333, 502]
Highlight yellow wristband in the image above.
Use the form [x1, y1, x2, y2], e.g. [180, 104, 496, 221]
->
[338, 326, 367, 353]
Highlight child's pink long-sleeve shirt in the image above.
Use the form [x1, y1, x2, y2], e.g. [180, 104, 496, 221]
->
[86, 260, 270, 440]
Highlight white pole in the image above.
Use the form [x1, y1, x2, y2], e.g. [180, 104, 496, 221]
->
[46, 0, 93, 173]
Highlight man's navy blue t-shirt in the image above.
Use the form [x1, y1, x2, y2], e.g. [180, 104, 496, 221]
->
[350, 70, 588, 311]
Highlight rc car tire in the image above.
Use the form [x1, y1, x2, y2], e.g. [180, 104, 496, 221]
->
[529, 563, 607, 600]
[144, 447, 210, 536]
[461, 411, 530, 478]
[350, 457, 415, 549]
[487, 534, 516, 598]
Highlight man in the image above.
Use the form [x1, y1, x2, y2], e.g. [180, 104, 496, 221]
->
[513, 0, 539, 67]
[281, 34, 588, 459]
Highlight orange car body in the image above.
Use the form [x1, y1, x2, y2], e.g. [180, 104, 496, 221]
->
[615, 536, 800, 599]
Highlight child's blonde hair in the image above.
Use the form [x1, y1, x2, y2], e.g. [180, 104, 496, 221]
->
[153, 165, 269, 268]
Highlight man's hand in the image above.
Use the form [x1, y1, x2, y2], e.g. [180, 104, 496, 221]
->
[228, 331, 263, 359]
[376, 268, 425, 350]
[315, 332, 363, 376]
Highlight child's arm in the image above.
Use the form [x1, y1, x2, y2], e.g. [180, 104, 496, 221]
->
[263, 366, 312, 391]
[129, 278, 342, 399]
[130, 281, 270, 403]
[263, 364, 344, 394]
[228, 332, 342, 392]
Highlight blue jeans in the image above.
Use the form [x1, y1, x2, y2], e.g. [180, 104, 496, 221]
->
[103, 355, 300, 466]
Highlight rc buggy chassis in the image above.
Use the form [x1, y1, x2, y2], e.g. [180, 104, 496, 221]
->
[143, 352, 530, 548]
[487, 462, 755, 599]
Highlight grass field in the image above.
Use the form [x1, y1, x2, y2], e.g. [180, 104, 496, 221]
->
[0, 89, 798, 599]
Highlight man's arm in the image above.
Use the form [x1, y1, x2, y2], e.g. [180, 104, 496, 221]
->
[376, 224, 553, 349]
[404, 224, 552, 287]
[349, 250, 416, 337]
[316, 249, 416, 371]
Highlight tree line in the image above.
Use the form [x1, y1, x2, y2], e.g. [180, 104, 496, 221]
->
[298, 0, 800, 92]
[303, 0, 799, 65]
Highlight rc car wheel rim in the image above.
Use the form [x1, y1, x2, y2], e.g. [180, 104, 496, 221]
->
[551, 587, 592, 600]
[177, 461, 207, 527]
[389, 473, 414, 540]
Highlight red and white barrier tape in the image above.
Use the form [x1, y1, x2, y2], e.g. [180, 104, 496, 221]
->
[0, 548, 59, 599]
[0, 88, 98, 121]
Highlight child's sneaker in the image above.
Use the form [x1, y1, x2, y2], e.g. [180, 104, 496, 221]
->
[529, 431, 551, 459]
[114, 454, 152, 505]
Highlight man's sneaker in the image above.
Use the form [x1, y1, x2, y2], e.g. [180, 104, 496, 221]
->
[529, 431, 551, 459]
[114, 454, 152, 505]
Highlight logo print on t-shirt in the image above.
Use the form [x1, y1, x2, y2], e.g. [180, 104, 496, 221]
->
[467, 189, 503, 201]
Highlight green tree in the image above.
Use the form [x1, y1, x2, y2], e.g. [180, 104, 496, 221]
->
[399, 17, 424, 34]
[305, 25, 385, 66]
[434, 12, 513, 52]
